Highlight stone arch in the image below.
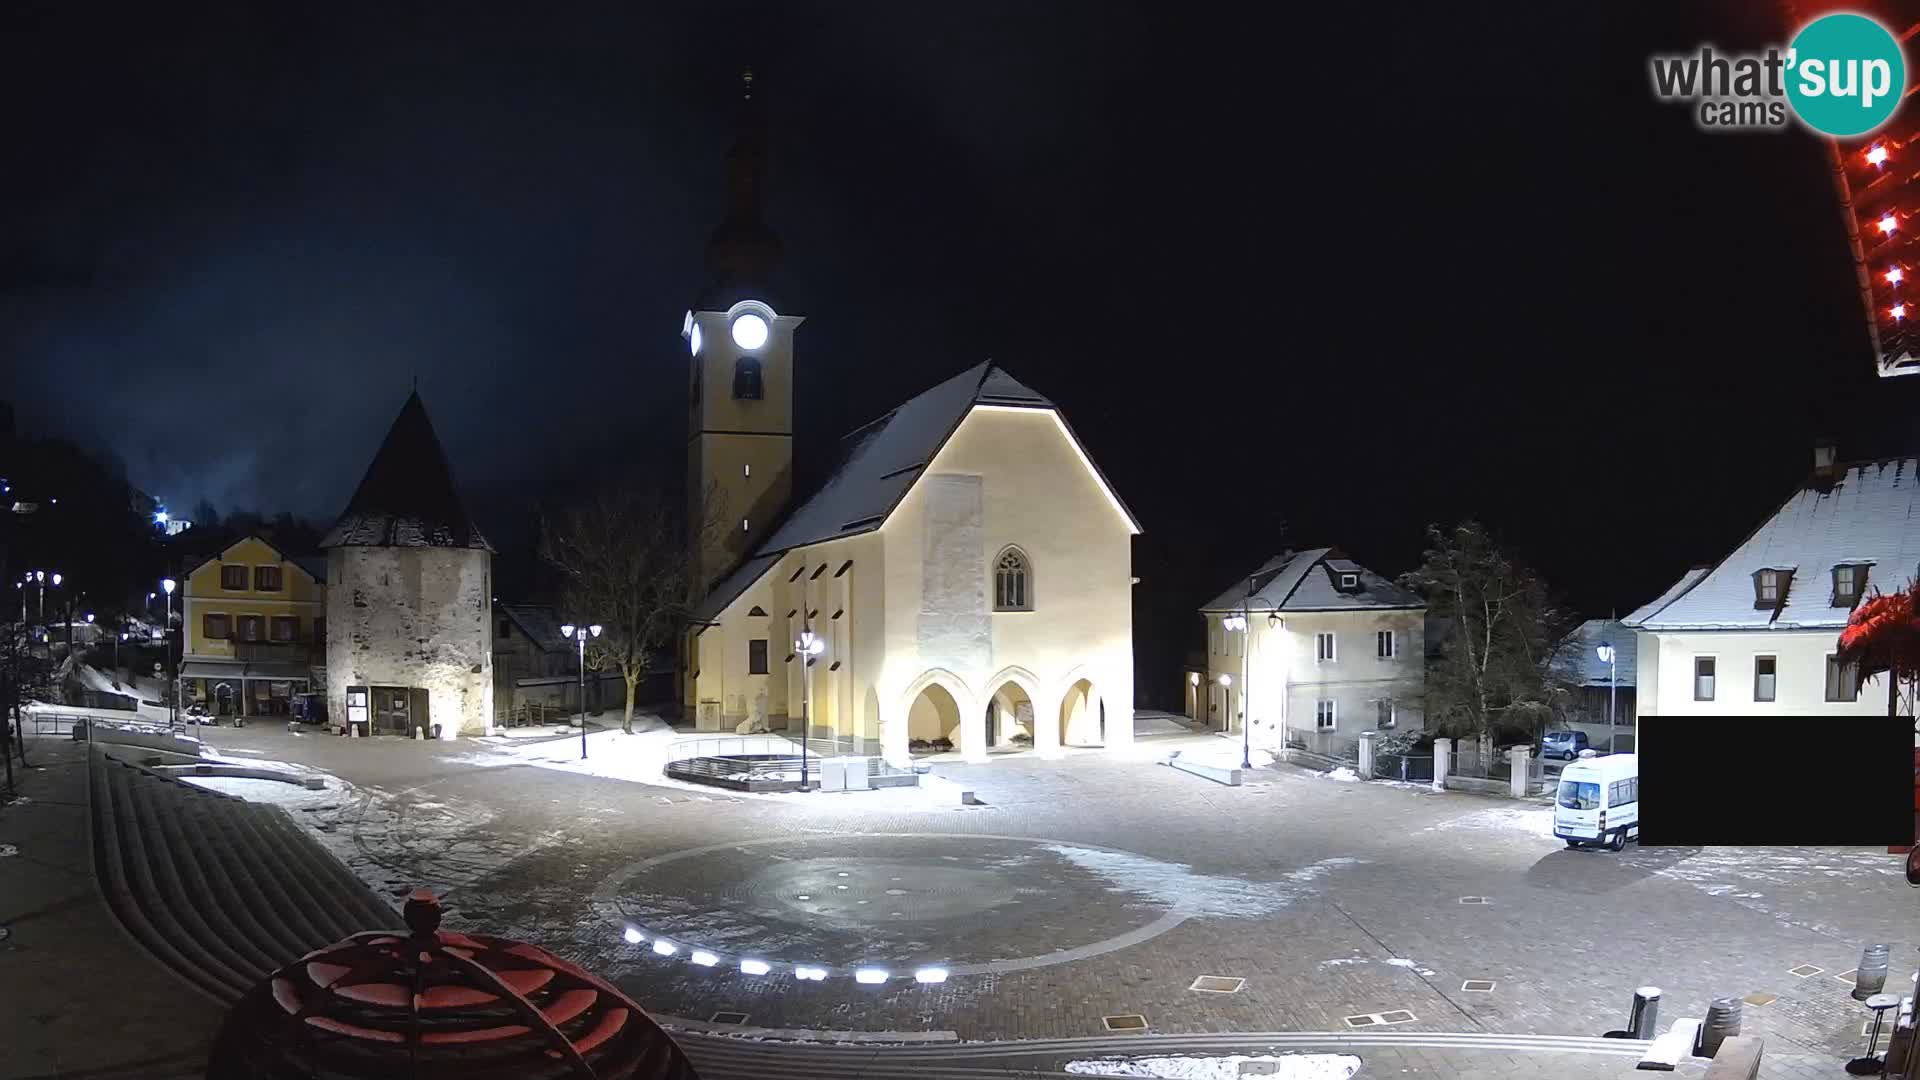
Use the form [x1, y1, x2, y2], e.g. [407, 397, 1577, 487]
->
[900, 668, 980, 759]
[982, 665, 1043, 751]
[1055, 666, 1106, 748]
[862, 685, 882, 756]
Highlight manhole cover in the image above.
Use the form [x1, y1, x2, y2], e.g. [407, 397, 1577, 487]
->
[1461, 980, 1496, 992]
[1378, 1010, 1417, 1024]
[1789, 965, 1825, 978]
[1189, 976, 1245, 993]
[1102, 1014, 1148, 1032]
[1343, 1014, 1378, 1028]
[709, 1011, 749, 1025]
[1743, 993, 1777, 1007]
[1835, 969, 1859, 983]
[1457, 896, 1489, 905]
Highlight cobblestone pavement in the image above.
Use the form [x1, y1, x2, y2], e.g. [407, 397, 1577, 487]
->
[186, 724, 1916, 1073]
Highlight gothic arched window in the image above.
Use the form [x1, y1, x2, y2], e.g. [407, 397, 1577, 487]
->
[993, 547, 1033, 611]
[732, 356, 764, 400]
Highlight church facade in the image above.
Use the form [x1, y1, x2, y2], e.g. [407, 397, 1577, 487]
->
[681, 76, 1139, 765]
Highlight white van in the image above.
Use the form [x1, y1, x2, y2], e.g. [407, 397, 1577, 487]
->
[1552, 753, 1639, 851]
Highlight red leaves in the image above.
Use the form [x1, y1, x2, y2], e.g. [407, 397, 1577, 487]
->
[1837, 580, 1920, 683]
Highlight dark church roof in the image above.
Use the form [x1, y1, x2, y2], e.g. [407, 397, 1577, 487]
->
[691, 361, 1138, 623]
[321, 392, 492, 551]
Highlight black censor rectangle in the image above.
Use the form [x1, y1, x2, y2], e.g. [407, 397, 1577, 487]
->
[1637, 716, 1914, 847]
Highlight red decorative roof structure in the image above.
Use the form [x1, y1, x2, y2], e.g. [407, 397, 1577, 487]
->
[207, 891, 700, 1080]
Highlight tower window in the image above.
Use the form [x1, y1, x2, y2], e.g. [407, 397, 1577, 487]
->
[742, 518, 749, 532]
[994, 547, 1032, 611]
[744, 463, 751, 478]
[732, 356, 764, 400]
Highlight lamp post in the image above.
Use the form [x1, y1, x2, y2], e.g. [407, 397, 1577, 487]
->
[560, 623, 601, 760]
[1596, 643, 1618, 755]
[162, 578, 177, 730]
[795, 627, 825, 789]
[1222, 615, 1250, 768]
[116, 631, 125, 675]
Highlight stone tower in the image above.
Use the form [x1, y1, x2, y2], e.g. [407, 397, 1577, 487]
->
[321, 392, 494, 738]
[685, 69, 804, 595]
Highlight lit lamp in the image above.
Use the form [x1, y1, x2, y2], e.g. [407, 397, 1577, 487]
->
[559, 623, 603, 760]
[162, 577, 177, 729]
[795, 628, 826, 788]
[1596, 643, 1618, 755]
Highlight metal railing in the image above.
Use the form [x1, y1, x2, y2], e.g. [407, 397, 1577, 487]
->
[1375, 752, 1435, 782]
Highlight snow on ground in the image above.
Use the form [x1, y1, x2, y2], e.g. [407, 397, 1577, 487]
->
[1322, 766, 1362, 783]
[1170, 745, 1276, 771]
[455, 722, 983, 811]
[1065, 1053, 1361, 1079]
[1423, 804, 1558, 842]
[1316, 954, 1433, 976]
[1044, 846, 1364, 919]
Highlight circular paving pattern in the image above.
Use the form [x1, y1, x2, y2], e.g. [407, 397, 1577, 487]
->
[590, 833, 1192, 975]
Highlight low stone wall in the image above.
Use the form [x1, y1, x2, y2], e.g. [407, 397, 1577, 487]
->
[1168, 757, 1243, 786]
[1443, 775, 1511, 797]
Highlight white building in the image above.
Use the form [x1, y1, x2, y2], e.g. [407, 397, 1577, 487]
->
[1196, 548, 1426, 759]
[1624, 447, 1919, 726]
[681, 76, 1140, 766]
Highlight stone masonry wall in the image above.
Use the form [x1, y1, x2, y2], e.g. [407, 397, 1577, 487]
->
[326, 546, 494, 738]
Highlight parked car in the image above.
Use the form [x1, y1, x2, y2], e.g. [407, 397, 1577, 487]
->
[183, 702, 215, 725]
[1540, 729, 1590, 761]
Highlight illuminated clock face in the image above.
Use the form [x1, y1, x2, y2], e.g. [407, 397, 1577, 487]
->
[689, 322, 703, 356]
[730, 312, 770, 351]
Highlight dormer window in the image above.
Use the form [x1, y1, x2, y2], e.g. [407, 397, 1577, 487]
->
[1832, 563, 1868, 607]
[1339, 573, 1358, 590]
[732, 356, 764, 400]
[1752, 568, 1791, 609]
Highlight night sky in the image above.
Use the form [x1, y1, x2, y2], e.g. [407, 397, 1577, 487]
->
[7, 3, 1920, 705]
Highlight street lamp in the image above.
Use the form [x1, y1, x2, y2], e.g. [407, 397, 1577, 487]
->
[795, 627, 825, 789]
[1596, 643, 1619, 755]
[162, 578, 177, 729]
[559, 623, 601, 760]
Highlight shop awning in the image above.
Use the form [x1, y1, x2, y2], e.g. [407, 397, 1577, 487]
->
[179, 660, 314, 682]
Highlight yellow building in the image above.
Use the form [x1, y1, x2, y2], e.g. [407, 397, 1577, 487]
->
[179, 535, 327, 717]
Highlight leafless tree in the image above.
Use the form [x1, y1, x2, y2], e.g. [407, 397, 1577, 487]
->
[540, 479, 725, 734]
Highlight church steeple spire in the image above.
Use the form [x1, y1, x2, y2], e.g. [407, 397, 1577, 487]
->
[704, 67, 782, 286]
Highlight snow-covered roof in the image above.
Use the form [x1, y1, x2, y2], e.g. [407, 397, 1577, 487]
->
[1551, 619, 1637, 687]
[1199, 548, 1425, 614]
[1622, 566, 1710, 627]
[1630, 456, 1920, 631]
[321, 392, 492, 551]
[691, 362, 1139, 624]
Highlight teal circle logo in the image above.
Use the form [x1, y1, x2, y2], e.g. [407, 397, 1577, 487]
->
[1786, 13, 1906, 137]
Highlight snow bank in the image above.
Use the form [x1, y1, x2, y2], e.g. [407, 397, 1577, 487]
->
[1424, 805, 1557, 841]
[1065, 1053, 1361, 1079]
[1323, 766, 1362, 783]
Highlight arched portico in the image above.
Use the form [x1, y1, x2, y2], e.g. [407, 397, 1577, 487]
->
[893, 669, 985, 764]
[984, 665, 1057, 757]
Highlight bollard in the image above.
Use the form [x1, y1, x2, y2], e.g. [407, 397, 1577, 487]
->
[1854, 944, 1890, 1000]
[1629, 986, 1662, 1040]
[1696, 996, 1741, 1057]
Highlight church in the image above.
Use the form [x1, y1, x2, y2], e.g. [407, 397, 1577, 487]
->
[681, 76, 1141, 765]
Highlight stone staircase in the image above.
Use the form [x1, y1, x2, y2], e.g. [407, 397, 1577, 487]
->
[88, 746, 402, 1003]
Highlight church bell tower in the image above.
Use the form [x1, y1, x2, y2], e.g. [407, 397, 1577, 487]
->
[686, 70, 801, 595]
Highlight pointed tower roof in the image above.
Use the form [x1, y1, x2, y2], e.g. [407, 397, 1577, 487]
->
[321, 392, 492, 551]
[697, 68, 784, 311]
